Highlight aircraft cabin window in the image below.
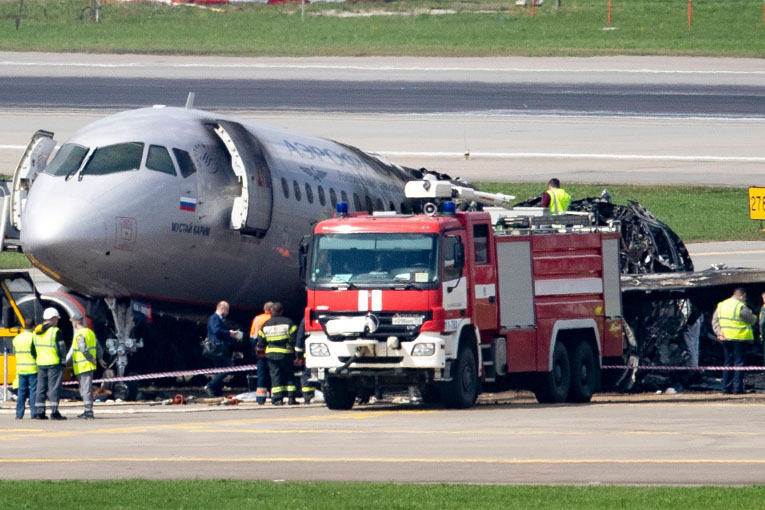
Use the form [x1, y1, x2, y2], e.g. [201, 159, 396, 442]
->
[44, 144, 89, 177]
[146, 145, 176, 176]
[305, 183, 314, 204]
[365, 195, 373, 213]
[172, 148, 197, 178]
[293, 180, 302, 201]
[82, 142, 144, 176]
[329, 188, 337, 208]
[318, 186, 326, 207]
[341, 191, 349, 205]
[376, 198, 384, 211]
[353, 193, 362, 212]
[281, 178, 289, 199]
[389, 201, 395, 211]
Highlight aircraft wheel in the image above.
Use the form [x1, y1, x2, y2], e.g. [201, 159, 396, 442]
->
[534, 342, 570, 404]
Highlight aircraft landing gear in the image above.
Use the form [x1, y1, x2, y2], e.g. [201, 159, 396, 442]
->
[104, 297, 143, 399]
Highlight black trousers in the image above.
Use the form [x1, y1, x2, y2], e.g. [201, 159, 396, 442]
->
[722, 341, 747, 394]
[267, 356, 296, 400]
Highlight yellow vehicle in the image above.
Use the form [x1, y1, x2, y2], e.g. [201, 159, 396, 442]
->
[0, 271, 42, 388]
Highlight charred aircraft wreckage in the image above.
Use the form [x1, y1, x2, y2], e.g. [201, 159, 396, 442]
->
[518, 191, 765, 392]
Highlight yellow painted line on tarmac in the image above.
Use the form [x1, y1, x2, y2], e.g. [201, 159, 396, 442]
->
[185, 428, 764, 437]
[3, 457, 765, 465]
[0, 410, 436, 441]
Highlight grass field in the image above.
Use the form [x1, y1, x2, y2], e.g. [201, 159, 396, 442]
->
[0, 480, 764, 509]
[2, 0, 765, 57]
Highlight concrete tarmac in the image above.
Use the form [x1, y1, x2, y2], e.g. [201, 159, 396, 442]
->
[2, 394, 765, 484]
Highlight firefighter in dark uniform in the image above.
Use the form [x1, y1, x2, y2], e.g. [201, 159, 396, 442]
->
[257, 302, 298, 405]
[294, 317, 318, 404]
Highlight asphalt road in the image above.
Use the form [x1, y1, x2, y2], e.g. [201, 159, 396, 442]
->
[3, 76, 765, 117]
[2, 54, 765, 186]
[2, 395, 765, 484]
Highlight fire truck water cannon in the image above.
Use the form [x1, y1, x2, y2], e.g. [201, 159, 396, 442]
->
[404, 180, 515, 211]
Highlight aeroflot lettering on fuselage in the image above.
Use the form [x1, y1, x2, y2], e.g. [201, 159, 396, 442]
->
[283, 140, 363, 169]
[171, 222, 210, 236]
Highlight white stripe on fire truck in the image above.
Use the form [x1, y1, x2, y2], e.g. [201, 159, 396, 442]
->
[534, 278, 603, 296]
[371, 290, 383, 311]
[358, 290, 368, 311]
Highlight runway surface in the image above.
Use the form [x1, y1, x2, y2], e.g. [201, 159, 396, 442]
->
[2, 395, 765, 484]
[2, 53, 765, 186]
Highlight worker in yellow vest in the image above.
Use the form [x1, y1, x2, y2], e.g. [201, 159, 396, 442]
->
[540, 178, 571, 215]
[65, 312, 106, 419]
[12, 317, 38, 419]
[712, 287, 756, 394]
[34, 308, 68, 420]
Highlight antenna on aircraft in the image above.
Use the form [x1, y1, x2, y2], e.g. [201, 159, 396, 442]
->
[185, 92, 195, 109]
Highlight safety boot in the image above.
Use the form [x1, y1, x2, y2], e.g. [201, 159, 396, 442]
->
[288, 396, 297, 405]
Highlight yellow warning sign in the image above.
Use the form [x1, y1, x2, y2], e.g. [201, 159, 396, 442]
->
[748, 187, 765, 220]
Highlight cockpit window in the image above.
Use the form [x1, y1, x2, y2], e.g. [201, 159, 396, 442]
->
[146, 145, 176, 176]
[44, 144, 89, 177]
[173, 149, 197, 178]
[82, 142, 144, 176]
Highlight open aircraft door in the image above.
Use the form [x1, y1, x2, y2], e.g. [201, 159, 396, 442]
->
[211, 121, 273, 238]
[10, 130, 56, 232]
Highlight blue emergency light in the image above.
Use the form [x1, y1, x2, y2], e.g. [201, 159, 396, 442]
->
[443, 201, 457, 215]
[336, 202, 349, 216]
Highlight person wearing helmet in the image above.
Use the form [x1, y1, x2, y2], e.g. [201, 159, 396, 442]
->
[34, 308, 68, 420]
[64, 312, 107, 419]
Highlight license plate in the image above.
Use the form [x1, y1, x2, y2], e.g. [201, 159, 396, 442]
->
[392, 314, 423, 326]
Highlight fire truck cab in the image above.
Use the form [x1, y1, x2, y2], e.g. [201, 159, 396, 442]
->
[303, 182, 625, 410]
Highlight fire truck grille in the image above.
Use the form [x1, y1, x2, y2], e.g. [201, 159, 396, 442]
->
[314, 311, 431, 342]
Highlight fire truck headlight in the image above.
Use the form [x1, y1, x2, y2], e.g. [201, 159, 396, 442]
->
[310, 343, 330, 357]
[411, 343, 435, 357]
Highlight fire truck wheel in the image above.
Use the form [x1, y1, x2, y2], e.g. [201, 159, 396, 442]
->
[323, 377, 356, 410]
[568, 341, 598, 403]
[443, 346, 478, 409]
[534, 342, 570, 404]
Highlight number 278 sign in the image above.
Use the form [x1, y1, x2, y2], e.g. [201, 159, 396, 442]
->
[749, 187, 765, 220]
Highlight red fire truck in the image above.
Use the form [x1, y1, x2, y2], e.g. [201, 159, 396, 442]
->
[303, 181, 626, 410]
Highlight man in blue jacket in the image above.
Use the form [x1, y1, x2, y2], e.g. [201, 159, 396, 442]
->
[205, 301, 242, 397]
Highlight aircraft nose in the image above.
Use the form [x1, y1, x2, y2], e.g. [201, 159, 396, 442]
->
[20, 177, 109, 274]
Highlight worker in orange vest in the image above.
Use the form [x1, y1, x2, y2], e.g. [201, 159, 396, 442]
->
[250, 302, 273, 405]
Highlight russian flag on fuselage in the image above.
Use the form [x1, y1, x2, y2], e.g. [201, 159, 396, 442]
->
[180, 196, 197, 212]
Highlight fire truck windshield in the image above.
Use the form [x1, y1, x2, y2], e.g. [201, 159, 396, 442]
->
[310, 233, 439, 288]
